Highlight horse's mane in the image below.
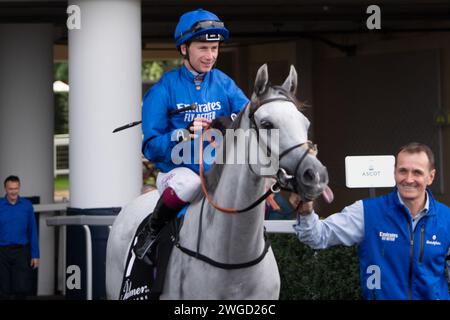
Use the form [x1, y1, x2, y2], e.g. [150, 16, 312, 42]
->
[203, 103, 247, 192]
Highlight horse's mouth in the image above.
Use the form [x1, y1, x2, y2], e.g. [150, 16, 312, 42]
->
[321, 185, 334, 203]
[302, 184, 334, 204]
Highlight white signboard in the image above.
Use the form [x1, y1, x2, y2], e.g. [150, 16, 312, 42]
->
[345, 155, 395, 188]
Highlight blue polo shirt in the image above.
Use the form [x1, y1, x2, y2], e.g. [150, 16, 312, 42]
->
[0, 196, 39, 258]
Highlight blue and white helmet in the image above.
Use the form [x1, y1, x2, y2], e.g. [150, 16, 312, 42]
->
[174, 9, 229, 48]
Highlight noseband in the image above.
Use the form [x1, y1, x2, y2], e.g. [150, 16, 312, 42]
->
[249, 87, 318, 199]
[199, 87, 319, 214]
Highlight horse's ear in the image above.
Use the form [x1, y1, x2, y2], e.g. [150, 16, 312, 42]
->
[254, 64, 269, 96]
[281, 65, 298, 95]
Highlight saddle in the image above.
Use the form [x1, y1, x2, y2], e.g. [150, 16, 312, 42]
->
[118, 213, 183, 300]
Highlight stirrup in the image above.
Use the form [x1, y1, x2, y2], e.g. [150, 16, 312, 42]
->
[133, 230, 162, 261]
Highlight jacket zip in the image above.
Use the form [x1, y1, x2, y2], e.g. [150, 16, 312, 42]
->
[419, 224, 425, 263]
[407, 220, 414, 300]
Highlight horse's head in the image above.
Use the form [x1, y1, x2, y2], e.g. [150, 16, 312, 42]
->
[249, 64, 333, 203]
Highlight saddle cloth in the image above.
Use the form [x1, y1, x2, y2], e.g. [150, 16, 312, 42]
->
[118, 213, 182, 300]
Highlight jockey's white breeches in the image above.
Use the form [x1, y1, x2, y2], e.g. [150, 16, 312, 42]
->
[156, 167, 201, 202]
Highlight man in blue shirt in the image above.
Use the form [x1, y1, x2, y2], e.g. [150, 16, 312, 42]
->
[291, 142, 450, 299]
[134, 8, 249, 263]
[0, 175, 39, 299]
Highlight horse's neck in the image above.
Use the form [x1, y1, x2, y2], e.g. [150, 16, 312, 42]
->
[213, 161, 265, 209]
[195, 107, 267, 263]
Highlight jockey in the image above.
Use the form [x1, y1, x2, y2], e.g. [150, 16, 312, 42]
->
[134, 8, 249, 263]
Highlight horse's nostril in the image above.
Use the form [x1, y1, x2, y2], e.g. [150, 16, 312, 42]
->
[302, 168, 316, 184]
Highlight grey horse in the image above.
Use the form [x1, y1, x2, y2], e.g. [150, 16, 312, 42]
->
[106, 64, 331, 299]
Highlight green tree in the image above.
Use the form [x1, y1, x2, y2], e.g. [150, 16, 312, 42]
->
[54, 62, 69, 134]
[54, 62, 68, 82]
[141, 59, 182, 83]
[142, 61, 163, 82]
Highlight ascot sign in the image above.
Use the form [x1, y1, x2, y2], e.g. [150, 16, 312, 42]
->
[345, 155, 395, 188]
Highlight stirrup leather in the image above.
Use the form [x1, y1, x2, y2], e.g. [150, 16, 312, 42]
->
[134, 229, 162, 260]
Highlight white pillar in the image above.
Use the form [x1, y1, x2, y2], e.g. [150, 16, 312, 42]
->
[0, 24, 55, 295]
[0, 24, 54, 202]
[68, 0, 142, 208]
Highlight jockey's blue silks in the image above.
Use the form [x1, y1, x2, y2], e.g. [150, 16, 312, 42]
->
[141, 64, 248, 174]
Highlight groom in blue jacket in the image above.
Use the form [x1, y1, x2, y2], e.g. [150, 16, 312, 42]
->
[292, 142, 450, 299]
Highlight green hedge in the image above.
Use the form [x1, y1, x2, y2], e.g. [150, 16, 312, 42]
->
[269, 233, 362, 300]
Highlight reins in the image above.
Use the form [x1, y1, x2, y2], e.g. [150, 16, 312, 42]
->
[174, 87, 316, 269]
[199, 126, 280, 214]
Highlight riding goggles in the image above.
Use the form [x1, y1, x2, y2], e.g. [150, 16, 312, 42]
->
[177, 20, 225, 41]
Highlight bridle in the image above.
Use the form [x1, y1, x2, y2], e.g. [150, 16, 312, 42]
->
[199, 86, 318, 214]
[176, 87, 319, 270]
[248, 88, 318, 198]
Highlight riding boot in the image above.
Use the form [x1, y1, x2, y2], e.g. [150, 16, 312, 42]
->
[133, 195, 180, 263]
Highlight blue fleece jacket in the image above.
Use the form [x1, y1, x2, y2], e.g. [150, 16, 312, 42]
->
[360, 189, 450, 299]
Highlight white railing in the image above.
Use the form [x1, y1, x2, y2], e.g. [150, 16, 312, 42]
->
[54, 134, 69, 177]
[46, 215, 115, 300]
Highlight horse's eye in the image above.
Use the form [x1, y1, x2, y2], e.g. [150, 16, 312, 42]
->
[260, 120, 274, 129]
